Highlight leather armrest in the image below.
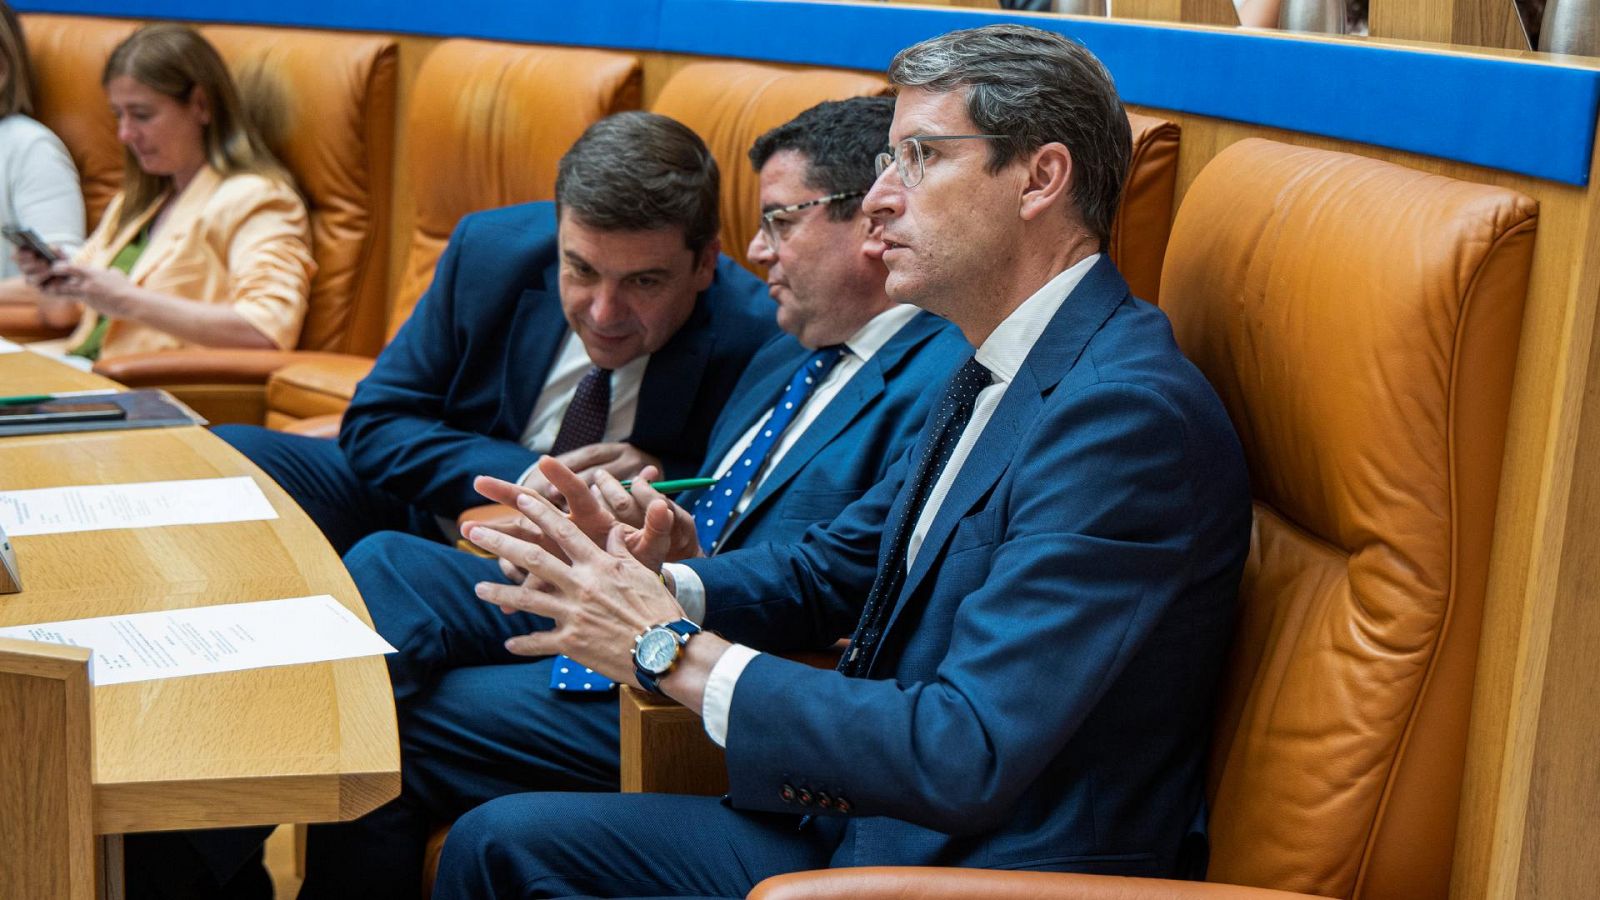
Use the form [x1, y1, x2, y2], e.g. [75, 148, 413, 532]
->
[749, 869, 1329, 900]
[266, 353, 377, 420]
[281, 413, 342, 439]
[457, 503, 516, 532]
[0, 304, 69, 342]
[93, 348, 315, 386]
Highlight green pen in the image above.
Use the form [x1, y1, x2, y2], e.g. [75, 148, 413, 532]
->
[0, 389, 119, 406]
[619, 476, 718, 494]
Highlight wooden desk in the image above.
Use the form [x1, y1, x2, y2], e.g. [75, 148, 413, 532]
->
[0, 350, 398, 837]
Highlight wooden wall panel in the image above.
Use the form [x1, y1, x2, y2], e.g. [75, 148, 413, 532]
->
[1115, 0, 1239, 25]
[1369, 0, 1529, 49]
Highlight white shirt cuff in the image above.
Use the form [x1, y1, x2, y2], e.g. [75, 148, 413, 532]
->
[663, 562, 706, 623]
[701, 643, 760, 748]
[514, 457, 544, 488]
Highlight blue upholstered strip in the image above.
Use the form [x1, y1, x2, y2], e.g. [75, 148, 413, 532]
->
[17, 0, 1599, 184]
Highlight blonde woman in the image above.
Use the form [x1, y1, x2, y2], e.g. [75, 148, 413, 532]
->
[20, 23, 313, 360]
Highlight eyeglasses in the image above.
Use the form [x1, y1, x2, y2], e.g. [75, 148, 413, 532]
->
[874, 135, 1006, 188]
[758, 190, 867, 251]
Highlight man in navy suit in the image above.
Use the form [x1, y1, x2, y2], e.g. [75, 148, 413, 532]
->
[286, 97, 970, 898]
[125, 113, 776, 900]
[210, 111, 775, 556]
[443, 24, 1251, 898]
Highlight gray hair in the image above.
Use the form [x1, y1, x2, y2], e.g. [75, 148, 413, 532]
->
[556, 111, 720, 254]
[889, 24, 1131, 246]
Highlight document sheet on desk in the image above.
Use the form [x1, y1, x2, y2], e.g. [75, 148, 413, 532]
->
[0, 336, 21, 353]
[0, 595, 398, 685]
[0, 476, 277, 536]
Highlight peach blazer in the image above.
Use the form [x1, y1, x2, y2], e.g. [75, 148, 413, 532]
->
[67, 165, 315, 358]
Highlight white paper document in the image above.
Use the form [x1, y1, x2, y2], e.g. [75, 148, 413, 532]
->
[0, 336, 21, 354]
[0, 476, 278, 536]
[0, 595, 397, 685]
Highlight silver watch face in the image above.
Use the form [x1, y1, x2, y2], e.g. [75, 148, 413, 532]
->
[636, 627, 680, 674]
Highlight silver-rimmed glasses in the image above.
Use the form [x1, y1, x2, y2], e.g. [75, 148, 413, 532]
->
[874, 135, 1006, 188]
[758, 190, 867, 251]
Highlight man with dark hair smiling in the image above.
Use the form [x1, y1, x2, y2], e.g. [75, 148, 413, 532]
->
[442, 24, 1251, 898]
[211, 111, 775, 557]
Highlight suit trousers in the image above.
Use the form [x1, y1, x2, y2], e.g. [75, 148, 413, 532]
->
[434, 792, 841, 899]
[211, 425, 442, 555]
[300, 531, 629, 897]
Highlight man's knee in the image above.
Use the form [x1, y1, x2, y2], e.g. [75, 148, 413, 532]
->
[434, 795, 549, 896]
[212, 424, 302, 471]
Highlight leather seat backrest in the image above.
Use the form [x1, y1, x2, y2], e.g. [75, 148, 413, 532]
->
[1115, 111, 1178, 304]
[649, 61, 888, 272]
[23, 16, 398, 357]
[1161, 138, 1537, 899]
[650, 62, 1178, 295]
[389, 39, 641, 339]
[198, 25, 397, 356]
[21, 14, 136, 231]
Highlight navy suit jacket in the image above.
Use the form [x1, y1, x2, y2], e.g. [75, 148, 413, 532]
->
[678, 310, 967, 568]
[684, 258, 1251, 876]
[339, 202, 775, 516]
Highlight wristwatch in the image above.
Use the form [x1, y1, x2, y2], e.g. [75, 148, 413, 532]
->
[632, 618, 702, 694]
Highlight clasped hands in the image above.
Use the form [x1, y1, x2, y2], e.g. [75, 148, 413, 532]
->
[464, 456, 710, 694]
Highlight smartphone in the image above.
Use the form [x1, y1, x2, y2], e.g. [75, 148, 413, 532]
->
[0, 225, 62, 262]
[0, 402, 125, 425]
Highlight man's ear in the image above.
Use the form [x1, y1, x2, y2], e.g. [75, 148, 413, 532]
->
[1018, 142, 1073, 222]
[692, 236, 721, 291]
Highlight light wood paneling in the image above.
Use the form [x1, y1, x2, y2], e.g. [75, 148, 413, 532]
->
[0, 639, 94, 900]
[1369, 0, 1529, 49]
[618, 686, 728, 796]
[1114, 0, 1239, 26]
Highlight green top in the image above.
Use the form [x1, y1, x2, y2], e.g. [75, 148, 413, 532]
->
[67, 227, 149, 361]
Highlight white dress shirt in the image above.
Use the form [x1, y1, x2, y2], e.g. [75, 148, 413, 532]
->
[514, 330, 649, 485]
[693, 254, 1102, 747]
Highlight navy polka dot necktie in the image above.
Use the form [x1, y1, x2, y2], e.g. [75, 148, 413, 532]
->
[838, 355, 991, 677]
[549, 365, 612, 457]
[693, 346, 847, 555]
[545, 364, 615, 694]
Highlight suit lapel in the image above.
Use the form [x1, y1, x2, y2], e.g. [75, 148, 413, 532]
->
[722, 350, 887, 546]
[125, 167, 218, 284]
[872, 259, 1132, 657]
[700, 344, 798, 478]
[630, 291, 712, 448]
[494, 257, 569, 437]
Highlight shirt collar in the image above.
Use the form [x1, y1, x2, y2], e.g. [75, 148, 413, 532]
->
[975, 253, 1101, 385]
[842, 303, 921, 362]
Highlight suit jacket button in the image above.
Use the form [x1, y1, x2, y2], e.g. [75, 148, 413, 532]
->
[780, 784, 796, 803]
[796, 788, 813, 806]
[835, 796, 852, 814]
[815, 792, 832, 809]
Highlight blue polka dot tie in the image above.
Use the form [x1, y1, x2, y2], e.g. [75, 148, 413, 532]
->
[549, 349, 845, 694]
[694, 346, 847, 555]
[838, 355, 991, 677]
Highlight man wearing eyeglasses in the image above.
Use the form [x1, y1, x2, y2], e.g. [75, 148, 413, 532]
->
[281, 96, 967, 899]
[439, 22, 1251, 898]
